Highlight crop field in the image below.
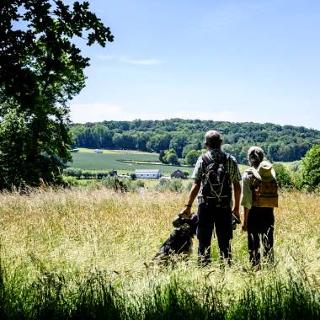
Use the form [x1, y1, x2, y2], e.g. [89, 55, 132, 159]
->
[0, 188, 319, 319]
[69, 148, 194, 175]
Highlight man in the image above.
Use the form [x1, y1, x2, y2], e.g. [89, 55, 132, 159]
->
[241, 146, 278, 267]
[180, 130, 241, 265]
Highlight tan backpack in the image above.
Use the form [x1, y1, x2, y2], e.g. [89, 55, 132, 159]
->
[249, 161, 278, 208]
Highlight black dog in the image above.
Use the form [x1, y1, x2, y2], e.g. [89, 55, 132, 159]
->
[154, 214, 198, 263]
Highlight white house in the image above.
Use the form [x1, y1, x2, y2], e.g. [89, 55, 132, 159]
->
[135, 169, 161, 179]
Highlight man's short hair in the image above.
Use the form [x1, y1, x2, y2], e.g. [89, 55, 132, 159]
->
[204, 130, 222, 149]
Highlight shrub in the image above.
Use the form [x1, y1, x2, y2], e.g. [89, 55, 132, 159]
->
[62, 176, 79, 187]
[101, 177, 139, 192]
[300, 145, 320, 191]
[184, 150, 200, 166]
[273, 163, 293, 188]
[63, 168, 83, 179]
[155, 178, 183, 192]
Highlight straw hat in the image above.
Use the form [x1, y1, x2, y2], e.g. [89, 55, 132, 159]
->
[258, 161, 276, 180]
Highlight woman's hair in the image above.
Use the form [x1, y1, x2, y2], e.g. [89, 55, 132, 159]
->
[247, 146, 264, 167]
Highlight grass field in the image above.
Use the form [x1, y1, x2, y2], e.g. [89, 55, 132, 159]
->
[69, 148, 192, 175]
[68, 148, 249, 176]
[69, 148, 194, 175]
[0, 187, 319, 319]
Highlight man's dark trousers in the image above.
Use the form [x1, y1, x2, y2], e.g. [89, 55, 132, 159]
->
[247, 206, 274, 266]
[196, 201, 233, 264]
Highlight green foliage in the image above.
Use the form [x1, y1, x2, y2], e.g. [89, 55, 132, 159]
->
[63, 167, 117, 180]
[0, 0, 113, 190]
[70, 120, 320, 164]
[62, 176, 80, 187]
[160, 149, 180, 165]
[155, 178, 183, 192]
[273, 163, 294, 188]
[0, 109, 65, 189]
[165, 149, 180, 165]
[300, 144, 320, 190]
[101, 176, 139, 192]
[184, 150, 201, 166]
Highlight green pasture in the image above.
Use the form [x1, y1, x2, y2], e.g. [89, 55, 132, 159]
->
[69, 148, 194, 175]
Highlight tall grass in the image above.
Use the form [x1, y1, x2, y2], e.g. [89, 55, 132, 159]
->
[0, 188, 319, 319]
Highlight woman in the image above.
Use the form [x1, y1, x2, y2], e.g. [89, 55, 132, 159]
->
[241, 146, 278, 267]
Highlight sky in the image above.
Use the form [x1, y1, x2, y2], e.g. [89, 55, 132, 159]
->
[69, 0, 320, 129]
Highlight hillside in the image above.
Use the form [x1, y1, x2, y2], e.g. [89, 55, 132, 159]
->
[70, 119, 320, 163]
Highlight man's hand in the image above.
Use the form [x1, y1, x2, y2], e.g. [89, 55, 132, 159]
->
[232, 208, 240, 222]
[179, 181, 200, 219]
[179, 206, 192, 218]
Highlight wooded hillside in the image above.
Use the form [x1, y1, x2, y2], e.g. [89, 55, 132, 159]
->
[70, 119, 320, 163]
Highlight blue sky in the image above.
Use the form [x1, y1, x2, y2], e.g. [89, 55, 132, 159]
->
[69, 0, 320, 129]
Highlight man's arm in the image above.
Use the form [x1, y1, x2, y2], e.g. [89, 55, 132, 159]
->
[180, 180, 200, 217]
[233, 181, 241, 219]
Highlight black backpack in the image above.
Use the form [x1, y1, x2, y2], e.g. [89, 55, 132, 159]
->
[200, 151, 232, 207]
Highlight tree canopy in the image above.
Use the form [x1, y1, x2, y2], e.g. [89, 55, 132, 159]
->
[70, 119, 320, 164]
[0, 0, 113, 190]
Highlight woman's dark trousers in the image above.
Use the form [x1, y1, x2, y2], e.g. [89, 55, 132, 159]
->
[247, 206, 274, 266]
[196, 201, 233, 265]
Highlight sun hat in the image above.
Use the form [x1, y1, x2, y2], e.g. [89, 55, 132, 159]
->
[258, 161, 276, 180]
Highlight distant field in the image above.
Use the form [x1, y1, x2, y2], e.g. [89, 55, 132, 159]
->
[69, 148, 194, 175]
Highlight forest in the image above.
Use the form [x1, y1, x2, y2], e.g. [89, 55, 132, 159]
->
[70, 119, 320, 164]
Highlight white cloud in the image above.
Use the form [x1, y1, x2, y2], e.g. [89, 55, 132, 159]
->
[96, 54, 164, 66]
[96, 54, 116, 61]
[120, 57, 163, 65]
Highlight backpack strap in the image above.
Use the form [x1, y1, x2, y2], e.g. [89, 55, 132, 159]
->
[202, 151, 228, 169]
[202, 152, 212, 167]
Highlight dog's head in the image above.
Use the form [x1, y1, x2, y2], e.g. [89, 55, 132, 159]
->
[172, 214, 198, 233]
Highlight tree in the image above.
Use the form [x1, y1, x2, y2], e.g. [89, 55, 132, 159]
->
[159, 150, 166, 163]
[112, 133, 137, 150]
[184, 150, 200, 166]
[169, 134, 188, 157]
[161, 149, 180, 165]
[300, 145, 320, 190]
[0, 0, 113, 189]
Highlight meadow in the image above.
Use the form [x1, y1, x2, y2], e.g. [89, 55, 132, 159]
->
[69, 148, 194, 175]
[0, 187, 319, 319]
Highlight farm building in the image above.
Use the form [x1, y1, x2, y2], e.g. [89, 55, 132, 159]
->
[171, 170, 186, 179]
[135, 169, 161, 179]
